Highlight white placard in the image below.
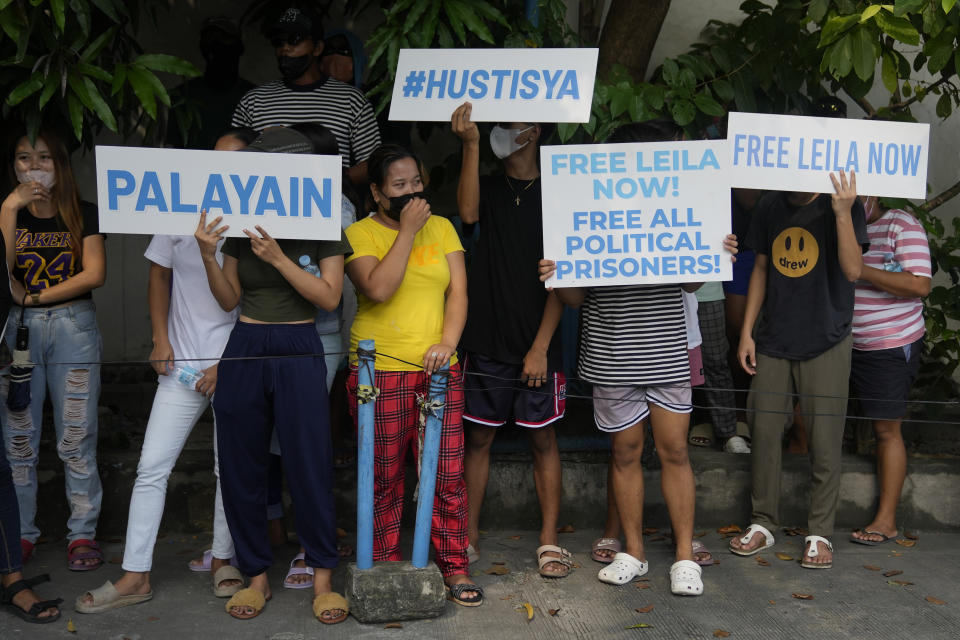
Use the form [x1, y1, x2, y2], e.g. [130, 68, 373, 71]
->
[727, 112, 929, 198]
[95, 146, 342, 240]
[388, 48, 598, 122]
[542, 140, 732, 288]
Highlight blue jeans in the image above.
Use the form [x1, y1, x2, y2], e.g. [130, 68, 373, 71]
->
[0, 444, 22, 575]
[1, 300, 103, 544]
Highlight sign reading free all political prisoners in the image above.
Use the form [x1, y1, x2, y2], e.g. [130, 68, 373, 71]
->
[727, 112, 930, 198]
[95, 146, 342, 240]
[541, 140, 731, 288]
[389, 48, 598, 122]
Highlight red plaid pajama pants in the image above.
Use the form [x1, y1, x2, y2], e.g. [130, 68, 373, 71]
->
[347, 363, 468, 577]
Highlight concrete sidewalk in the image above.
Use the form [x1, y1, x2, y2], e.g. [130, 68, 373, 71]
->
[5, 529, 959, 639]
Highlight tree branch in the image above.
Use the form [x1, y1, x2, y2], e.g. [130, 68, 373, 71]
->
[889, 76, 950, 112]
[919, 178, 960, 214]
[843, 88, 877, 118]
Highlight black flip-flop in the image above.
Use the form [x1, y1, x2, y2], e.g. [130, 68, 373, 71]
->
[445, 582, 484, 607]
[1, 574, 62, 624]
[850, 529, 896, 546]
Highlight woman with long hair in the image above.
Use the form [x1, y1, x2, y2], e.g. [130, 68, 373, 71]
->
[0, 128, 106, 571]
[345, 144, 481, 607]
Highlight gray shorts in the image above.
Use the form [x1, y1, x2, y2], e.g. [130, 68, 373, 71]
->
[592, 383, 692, 432]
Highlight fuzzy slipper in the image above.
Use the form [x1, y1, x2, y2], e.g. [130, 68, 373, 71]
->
[313, 592, 349, 624]
[692, 539, 715, 566]
[283, 553, 314, 590]
[225, 588, 267, 620]
[212, 565, 244, 598]
[591, 537, 621, 564]
[75, 581, 153, 614]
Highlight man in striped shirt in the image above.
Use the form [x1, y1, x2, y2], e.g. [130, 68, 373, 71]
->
[231, 6, 380, 185]
[849, 199, 931, 546]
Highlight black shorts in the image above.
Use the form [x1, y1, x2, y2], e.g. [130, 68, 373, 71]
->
[850, 339, 922, 420]
[461, 352, 566, 428]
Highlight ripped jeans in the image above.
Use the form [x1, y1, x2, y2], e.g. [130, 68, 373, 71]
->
[0, 300, 103, 544]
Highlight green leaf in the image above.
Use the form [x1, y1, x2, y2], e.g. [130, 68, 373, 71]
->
[134, 54, 201, 78]
[111, 62, 127, 95]
[0, 5, 22, 42]
[49, 0, 65, 32]
[80, 25, 118, 63]
[711, 77, 735, 102]
[881, 52, 898, 92]
[732, 72, 757, 112]
[437, 22, 454, 48]
[83, 76, 117, 131]
[401, 1, 430, 39]
[70, 0, 90, 37]
[662, 58, 679, 84]
[874, 11, 920, 45]
[944, 0, 958, 13]
[77, 62, 111, 82]
[6, 73, 43, 106]
[893, 0, 926, 16]
[643, 84, 665, 110]
[126, 65, 157, 119]
[831, 35, 854, 77]
[557, 122, 578, 142]
[924, 31, 955, 73]
[808, 0, 829, 23]
[67, 91, 83, 141]
[819, 14, 859, 48]
[38, 68, 60, 109]
[670, 98, 696, 126]
[0, 0, 15, 10]
[851, 27, 876, 81]
[89, 0, 121, 22]
[416, 2, 440, 47]
[693, 92, 726, 116]
[443, 1, 467, 45]
[860, 5, 882, 22]
[935, 93, 952, 118]
[450, 0, 496, 44]
[131, 64, 170, 107]
[710, 45, 732, 72]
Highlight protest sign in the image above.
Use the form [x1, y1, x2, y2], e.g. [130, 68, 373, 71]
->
[541, 140, 732, 288]
[95, 146, 342, 240]
[388, 48, 598, 122]
[727, 112, 929, 198]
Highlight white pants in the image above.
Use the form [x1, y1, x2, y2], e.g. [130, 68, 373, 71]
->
[122, 375, 233, 572]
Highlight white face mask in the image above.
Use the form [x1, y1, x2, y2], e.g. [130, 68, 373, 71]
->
[489, 125, 533, 159]
[16, 168, 56, 190]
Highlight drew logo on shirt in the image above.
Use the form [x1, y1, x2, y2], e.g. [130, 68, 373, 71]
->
[409, 243, 441, 266]
[772, 227, 819, 278]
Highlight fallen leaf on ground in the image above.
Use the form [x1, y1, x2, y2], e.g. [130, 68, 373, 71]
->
[722, 532, 739, 538]
[635, 583, 651, 590]
[571, 562, 581, 568]
[714, 631, 731, 638]
[500, 595, 514, 600]
[507, 535, 524, 540]
[492, 561, 505, 565]
[625, 623, 652, 629]
[883, 570, 903, 577]
[642, 527, 659, 535]
[792, 593, 814, 600]
[147, 616, 159, 621]
[775, 553, 793, 561]
[887, 580, 914, 586]
[717, 525, 741, 534]
[483, 565, 509, 575]
[108, 556, 122, 564]
[635, 605, 654, 613]
[557, 524, 575, 533]
[905, 531, 919, 540]
[863, 565, 882, 571]
[648, 536, 666, 542]
[756, 557, 771, 566]
[768, 600, 776, 605]
[384, 622, 403, 629]
[523, 602, 534, 621]
[894, 539, 916, 547]
[549, 608, 560, 616]
[67, 619, 77, 633]
[890, 552, 902, 557]
[693, 531, 707, 538]
[925, 596, 946, 605]
[336, 527, 347, 538]
[782, 527, 806, 536]
[637, 578, 650, 582]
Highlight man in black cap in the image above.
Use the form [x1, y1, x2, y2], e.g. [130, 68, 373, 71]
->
[231, 4, 380, 185]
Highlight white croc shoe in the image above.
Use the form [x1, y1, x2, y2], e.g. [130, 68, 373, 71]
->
[597, 552, 648, 585]
[670, 560, 703, 596]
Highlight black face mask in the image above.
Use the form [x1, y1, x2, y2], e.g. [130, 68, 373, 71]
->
[278, 54, 314, 81]
[384, 191, 425, 221]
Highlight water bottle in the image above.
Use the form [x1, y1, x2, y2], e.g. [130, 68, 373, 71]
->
[171, 365, 203, 389]
[882, 251, 903, 272]
[299, 254, 321, 277]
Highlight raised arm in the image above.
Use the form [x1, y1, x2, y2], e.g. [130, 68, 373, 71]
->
[452, 102, 480, 224]
[538, 259, 586, 308]
[196, 212, 241, 312]
[830, 170, 863, 282]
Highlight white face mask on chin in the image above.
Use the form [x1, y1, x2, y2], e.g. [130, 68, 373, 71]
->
[489, 125, 534, 159]
[16, 169, 56, 190]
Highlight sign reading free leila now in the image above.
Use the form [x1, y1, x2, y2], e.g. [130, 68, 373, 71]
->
[389, 48, 598, 122]
[95, 146, 343, 240]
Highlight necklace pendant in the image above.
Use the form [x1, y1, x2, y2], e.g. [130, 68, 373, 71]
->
[514, 196, 521, 206]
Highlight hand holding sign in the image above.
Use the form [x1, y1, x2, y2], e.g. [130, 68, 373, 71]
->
[451, 102, 479, 144]
[829, 169, 857, 218]
[195, 210, 229, 261]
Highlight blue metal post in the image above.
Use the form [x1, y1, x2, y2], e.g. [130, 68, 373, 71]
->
[356, 339, 376, 570]
[411, 364, 449, 568]
[525, 0, 539, 27]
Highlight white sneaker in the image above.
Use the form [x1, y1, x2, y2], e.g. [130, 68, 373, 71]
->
[724, 435, 751, 454]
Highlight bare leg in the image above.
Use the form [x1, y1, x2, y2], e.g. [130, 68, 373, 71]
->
[593, 462, 622, 562]
[852, 419, 904, 542]
[528, 426, 564, 574]
[649, 405, 694, 563]
[463, 424, 497, 549]
[609, 422, 647, 561]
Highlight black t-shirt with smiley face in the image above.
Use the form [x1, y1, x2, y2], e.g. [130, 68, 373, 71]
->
[746, 192, 868, 360]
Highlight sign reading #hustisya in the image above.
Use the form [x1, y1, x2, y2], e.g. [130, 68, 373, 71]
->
[389, 48, 598, 122]
[542, 140, 732, 288]
[95, 146, 342, 240]
[727, 112, 930, 198]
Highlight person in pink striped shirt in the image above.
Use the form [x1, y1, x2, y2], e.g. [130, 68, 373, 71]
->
[849, 197, 931, 545]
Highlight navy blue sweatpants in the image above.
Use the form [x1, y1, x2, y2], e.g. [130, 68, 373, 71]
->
[213, 321, 337, 576]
